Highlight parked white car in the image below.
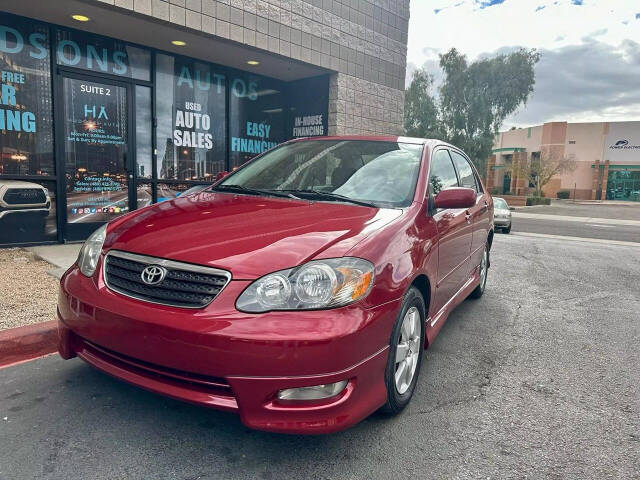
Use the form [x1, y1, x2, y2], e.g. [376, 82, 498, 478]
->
[493, 196, 512, 233]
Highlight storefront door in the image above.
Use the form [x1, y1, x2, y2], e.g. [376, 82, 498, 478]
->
[60, 75, 134, 241]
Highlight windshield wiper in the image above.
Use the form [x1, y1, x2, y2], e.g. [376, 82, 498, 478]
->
[276, 189, 377, 208]
[213, 185, 299, 199]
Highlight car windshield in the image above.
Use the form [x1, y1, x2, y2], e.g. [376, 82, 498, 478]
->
[494, 198, 508, 209]
[216, 140, 424, 208]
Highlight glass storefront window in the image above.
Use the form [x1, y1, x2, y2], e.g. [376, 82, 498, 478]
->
[136, 182, 153, 209]
[288, 75, 329, 139]
[1, 12, 330, 245]
[0, 15, 54, 176]
[156, 183, 194, 202]
[606, 169, 640, 201]
[155, 54, 226, 181]
[229, 72, 286, 169]
[62, 77, 130, 223]
[135, 85, 152, 178]
[56, 29, 151, 81]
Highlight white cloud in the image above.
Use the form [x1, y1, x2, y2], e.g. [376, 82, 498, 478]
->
[407, 0, 640, 125]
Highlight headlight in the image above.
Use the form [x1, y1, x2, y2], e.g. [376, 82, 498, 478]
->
[77, 224, 107, 277]
[236, 257, 374, 312]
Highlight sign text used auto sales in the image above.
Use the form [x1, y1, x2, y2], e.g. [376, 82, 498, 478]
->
[173, 101, 213, 149]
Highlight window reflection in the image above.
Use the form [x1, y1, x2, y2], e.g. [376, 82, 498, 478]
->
[136, 183, 153, 208]
[136, 86, 152, 178]
[429, 150, 458, 195]
[157, 183, 193, 202]
[229, 73, 286, 169]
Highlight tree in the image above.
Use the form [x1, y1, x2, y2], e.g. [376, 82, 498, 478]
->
[404, 48, 540, 173]
[514, 149, 577, 197]
[403, 69, 440, 139]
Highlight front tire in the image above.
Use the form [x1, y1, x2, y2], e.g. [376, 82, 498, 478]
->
[504, 223, 511, 234]
[380, 286, 426, 415]
[469, 244, 489, 299]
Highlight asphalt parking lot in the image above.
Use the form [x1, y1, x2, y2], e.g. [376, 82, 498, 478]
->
[512, 216, 640, 243]
[1, 234, 639, 479]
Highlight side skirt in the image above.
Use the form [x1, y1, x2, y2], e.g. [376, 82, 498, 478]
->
[424, 269, 481, 346]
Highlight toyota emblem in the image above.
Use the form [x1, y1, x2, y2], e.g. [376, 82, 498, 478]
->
[140, 265, 167, 285]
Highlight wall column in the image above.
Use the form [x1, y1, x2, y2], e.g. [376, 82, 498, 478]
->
[509, 156, 519, 193]
[600, 160, 610, 201]
[591, 159, 601, 200]
[517, 152, 528, 196]
[486, 155, 496, 190]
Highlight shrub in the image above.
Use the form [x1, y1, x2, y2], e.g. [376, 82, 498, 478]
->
[557, 190, 570, 199]
[490, 187, 500, 195]
[526, 196, 551, 206]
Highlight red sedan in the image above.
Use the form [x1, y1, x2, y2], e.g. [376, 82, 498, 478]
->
[57, 136, 494, 434]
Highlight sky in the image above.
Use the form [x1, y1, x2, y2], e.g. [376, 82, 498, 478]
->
[406, 0, 640, 129]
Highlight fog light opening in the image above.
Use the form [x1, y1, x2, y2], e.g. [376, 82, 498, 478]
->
[277, 380, 348, 401]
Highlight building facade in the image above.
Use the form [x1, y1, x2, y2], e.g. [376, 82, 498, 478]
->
[0, 0, 409, 246]
[487, 121, 640, 201]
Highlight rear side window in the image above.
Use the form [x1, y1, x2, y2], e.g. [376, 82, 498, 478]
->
[450, 151, 478, 191]
[429, 150, 458, 195]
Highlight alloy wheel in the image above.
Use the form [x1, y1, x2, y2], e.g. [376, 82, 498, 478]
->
[479, 247, 488, 288]
[394, 306, 421, 394]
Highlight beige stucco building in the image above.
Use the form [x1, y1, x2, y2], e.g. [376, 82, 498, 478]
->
[486, 121, 640, 201]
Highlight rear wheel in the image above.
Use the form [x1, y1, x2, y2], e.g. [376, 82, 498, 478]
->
[469, 244, 489, 299]
[380, 286, 425, 415]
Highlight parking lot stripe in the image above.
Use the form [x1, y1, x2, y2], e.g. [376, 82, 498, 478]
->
[511, 231, 640, 248]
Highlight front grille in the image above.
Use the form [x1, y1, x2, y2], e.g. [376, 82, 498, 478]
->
[3, 188, 47, 205]
[104, 250, 231, 308]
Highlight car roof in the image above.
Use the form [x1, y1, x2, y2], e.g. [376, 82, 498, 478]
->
[286, 135, 439, 145]
[285, 136, 467, 153]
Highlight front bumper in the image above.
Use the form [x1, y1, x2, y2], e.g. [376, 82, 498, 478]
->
[0, 207, 50, 220]
[493, 217, 511, 227]
[57, 259, 399, 434]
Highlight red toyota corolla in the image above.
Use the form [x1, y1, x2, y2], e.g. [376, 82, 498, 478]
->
[57, 136, 494, 434]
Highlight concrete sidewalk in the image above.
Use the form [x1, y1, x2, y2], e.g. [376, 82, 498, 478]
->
[513, 211, 640, 227]
[25, 244, 81, 279]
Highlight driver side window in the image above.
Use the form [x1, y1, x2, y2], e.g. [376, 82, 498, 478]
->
[429, 149, 458, 195]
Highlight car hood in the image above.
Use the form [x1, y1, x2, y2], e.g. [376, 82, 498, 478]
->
[105, 191, 402, 279]
[494, 208, 511, 215]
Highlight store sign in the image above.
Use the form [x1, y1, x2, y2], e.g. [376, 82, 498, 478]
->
[0, 25, 47, 59]
[231, 122, 277, 154]
[292, 114, 325, 138]
[173, 102, 213, 149]
[67, 82, 126, 147]
[57, 39, 128, 75]
[56, 29, 150, 80]
[288, 76, 329, 139]
[0, 70, 37, 132]
[609, 139, 640, 150]
[605, 122, 640, 163]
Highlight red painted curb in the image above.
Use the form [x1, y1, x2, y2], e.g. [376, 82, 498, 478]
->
[0, 320, 58, 368]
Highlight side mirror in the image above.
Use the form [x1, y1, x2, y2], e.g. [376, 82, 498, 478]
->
[434, 187, 476, 210]
[215, 171, 229, 181]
